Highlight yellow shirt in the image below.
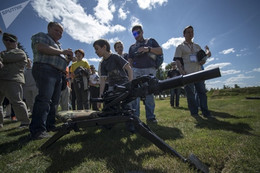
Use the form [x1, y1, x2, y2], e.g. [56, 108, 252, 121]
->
[70, 60, 90, 73]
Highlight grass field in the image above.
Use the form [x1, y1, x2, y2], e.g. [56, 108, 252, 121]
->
[0, 93, 260, 173]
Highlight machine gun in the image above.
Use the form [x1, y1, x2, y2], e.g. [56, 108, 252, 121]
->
[41, 67, 221, 173]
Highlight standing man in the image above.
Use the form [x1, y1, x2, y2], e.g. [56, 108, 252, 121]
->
[128, 25, 163, 123]
[30, 22, 73, 139]
[167, 61, 181, 108]
[0, 33, 30, 128]
[174, 25, 211, 118]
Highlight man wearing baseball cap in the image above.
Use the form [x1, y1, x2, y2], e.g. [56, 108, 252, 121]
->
[0, 32, 30, 128]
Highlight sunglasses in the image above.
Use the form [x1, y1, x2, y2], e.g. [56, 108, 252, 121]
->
[3, 37, 16, 43]
[132, 30, 141, 37]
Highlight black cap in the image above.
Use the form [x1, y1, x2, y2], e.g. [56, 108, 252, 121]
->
[3, 32, 17, 42]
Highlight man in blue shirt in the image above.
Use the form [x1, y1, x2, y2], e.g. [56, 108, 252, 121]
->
[128, 25, 163, 123]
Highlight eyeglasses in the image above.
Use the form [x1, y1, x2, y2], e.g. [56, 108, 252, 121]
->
[132, 30, 141, 37]
[3, 37, 16, 43]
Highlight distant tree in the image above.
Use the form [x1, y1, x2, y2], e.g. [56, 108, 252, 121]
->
[165, 63, 172, 71]
[223, 85, 230, 89]
[234, 84, 240, 88]
[156, 66, 166, 80]
[156, 67, 169, 98]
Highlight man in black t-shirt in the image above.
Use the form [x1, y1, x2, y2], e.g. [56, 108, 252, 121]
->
[167, 61, 181, 107]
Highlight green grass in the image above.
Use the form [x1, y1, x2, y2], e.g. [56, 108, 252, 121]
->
[0, 93, 260, 173]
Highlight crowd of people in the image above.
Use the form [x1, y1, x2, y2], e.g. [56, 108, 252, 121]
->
[0, 23, 212, 139]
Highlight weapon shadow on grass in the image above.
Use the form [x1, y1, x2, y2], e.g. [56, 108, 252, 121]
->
[43, 124, 183, 173]
[191, 111, 257, 136]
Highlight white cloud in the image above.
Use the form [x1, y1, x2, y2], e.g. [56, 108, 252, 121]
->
[219, 48, 235, 54]
[162, 37, 184, 49]
[253, 68, 260, 72]
[240, 48, 248, 52]
[108, 37, 120, 44]
[31, 0, 125, 44]
[137, 0, 168, 10]
[209, 38, 215, 46]
[221, 69, 241, 75]
[94, 0, 115, 24]
[204, 62, 231, 70]
[129, 16, 142, 29]
[118, 7, 129, 20]
[205, 80, 222, 89]
[88, 57, 101, 62]
[204, 57, 215, 65]
[225, 74, 254, 86]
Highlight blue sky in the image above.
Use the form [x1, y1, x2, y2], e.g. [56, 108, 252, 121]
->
[0, 0, 260, 89]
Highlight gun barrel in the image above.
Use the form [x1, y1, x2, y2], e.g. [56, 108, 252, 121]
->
[158, 67, 221, 91]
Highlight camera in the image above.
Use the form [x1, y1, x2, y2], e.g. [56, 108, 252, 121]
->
[134, 51, 144, 57]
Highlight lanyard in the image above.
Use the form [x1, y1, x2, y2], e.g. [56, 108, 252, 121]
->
[185, 42, 194, 54]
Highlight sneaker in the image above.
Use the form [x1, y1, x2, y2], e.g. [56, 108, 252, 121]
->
[147, 118, 158, 123]
[19, 123, 29, 128]
[11, 116, 17, 121]
[31, 131, 51, 140]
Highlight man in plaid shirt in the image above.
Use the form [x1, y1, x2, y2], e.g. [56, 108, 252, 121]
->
[29, 22, 73, 140]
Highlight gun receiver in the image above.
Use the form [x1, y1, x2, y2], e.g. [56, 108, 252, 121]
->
[102, 67, 221, 110]
[41, 67, 221, 173]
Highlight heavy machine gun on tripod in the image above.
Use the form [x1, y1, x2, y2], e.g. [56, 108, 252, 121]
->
[41, 67, 221, 173]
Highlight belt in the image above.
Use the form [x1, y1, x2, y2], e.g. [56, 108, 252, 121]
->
[33, 62, 65, 74]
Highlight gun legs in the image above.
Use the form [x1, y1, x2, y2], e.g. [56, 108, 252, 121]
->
[131, 116, 208, 173]
[40, 115, 208, 173]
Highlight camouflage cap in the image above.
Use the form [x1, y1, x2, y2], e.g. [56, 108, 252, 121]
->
[3, 32, 17, 42]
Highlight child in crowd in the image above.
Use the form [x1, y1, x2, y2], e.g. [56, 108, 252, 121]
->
[93, 39, 134, 132]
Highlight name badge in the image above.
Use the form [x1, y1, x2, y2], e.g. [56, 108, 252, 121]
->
[190, 54, 197, 62]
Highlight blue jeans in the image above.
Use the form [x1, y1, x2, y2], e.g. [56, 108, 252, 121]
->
[132, 67, 156, 120]
[29, 63, 62, 136]
[184, 81, 210, 116]
[170, 88, 180, 107]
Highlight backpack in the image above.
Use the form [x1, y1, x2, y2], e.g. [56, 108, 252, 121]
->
[155, 54, 164, 69]
[147, 38, 164, 69]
